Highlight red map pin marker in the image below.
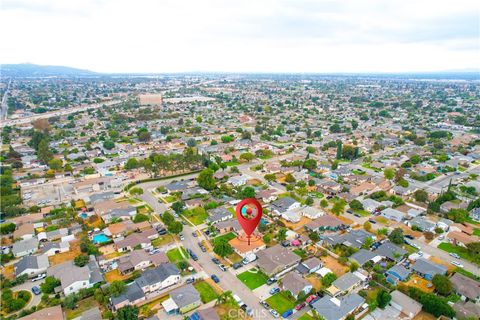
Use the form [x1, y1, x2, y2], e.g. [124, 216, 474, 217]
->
[235, 198, 263, 245]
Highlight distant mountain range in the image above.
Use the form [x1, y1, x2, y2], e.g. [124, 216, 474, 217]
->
[1, 63, 479, 79]
[1, 63, 97, 77]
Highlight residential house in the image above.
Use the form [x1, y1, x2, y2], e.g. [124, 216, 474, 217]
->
[350, 182, 376, 196]
[229, 234, 265, 258]
[114, 229, 157, 252]
[47, 255, 103, 295]
[453, 301, 480, 320]
[166, 284, 202, 314]
[408, 217, 436, 232]
[206, 207, 232, 224]
[350, 249, 380, 266]
[227, 175, 249, 187]
[450, 273, 480, 302]
[256, 189, 278, 203]
[323, 229, 375, 249]
[375, 241, 408, 262]
[42, 242, 70, 256]
[12, 237, 39, 257]
[13, 223, 35, 240]
[14, 254, 49, 278]
[440, 201, 467, 213]
[256, 244, 301, 277]
[359, 199, 381, 213]
[311, 293, 365, 320]
[411, 258, 447, 280]
[470, 207, 480, 222]
[281, 210, 301, 223]
[380, 207, 405, 222]
[390, 290, 422, 319]
[189, 308, 220, 320]
[280, 272, 313, 299]
[304, 215, 345, 233]
[447, 231, 479, 247]
[118, 250, 151, 274]
[270, 197, 301, 215]
[300, 206, 325, 219]
[164, 181, 191, 194]
[215, 219, 241, 234]
[386, 264, 412, 284]
[327, 272, 364, 297]
[18, 306, 64, 320]
[296, 257, 322, 274]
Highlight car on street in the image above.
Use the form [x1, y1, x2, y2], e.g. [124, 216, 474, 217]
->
[211, 274, 220, 283]
[31, 286, 41, 295]
[260, 301, 270, 309]
[192, 232, 198, 237]
[449, 253, 460, 259]
[232, 262, 242, 270]
[368, 219, 377, 224]
[219, 264, 227, 271]
[269, 287, 280, 295]
[186, 277, 195, 284]
[266, 277, 277, 285]
[157, 228, 167, 235]
[404, 234, 414, 240]
[31, 273, 46, 281]
[295, 302, 306, 310]
[212, 258, 221, 264]
[179, 234, 185, 241]
[282, 309, 293, 318]
[451, 261, 463, 268]
[270, 309, 280, 318]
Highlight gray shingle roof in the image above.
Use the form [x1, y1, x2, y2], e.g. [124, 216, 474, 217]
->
[170, 283, 201, 308]
[14, 254, 49, 274]
[311, 293, 365, 320]
[332, 272, 362, 291]
[375, 241, 407, 262]
[350, 249, 377, 265]
[412, 258, 447, 277]
[136, 263, 179, 288]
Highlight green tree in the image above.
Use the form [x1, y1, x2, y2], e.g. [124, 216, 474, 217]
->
[213, 240, 233, 257]
[349, 261, 359, 272]
[376, 289, 391, 309]
[63, 293, 78, 309]
[167, 221, 183, 234]
[264, 173, 276, 182]
[40, 276, 61, 294]
[349, 199, 364, 211]
[240, 152, 255, 162]
[320, 199, 328, 208]
[276, 228, 287, 241]
[240, 186, 256, 199]
[109, 280, 126, 297]
[388, 228, 404, 245]
[308, 231, 320, 242]
[322, 273, 337, 287]
[125, 158, 139, 170]
[137, 128, 151, 142]
[171, 201, 185, 214]
[130, 187, 143, 195]
[133, 213, 149, 223]
[103, 140, 115, 150]
[303, 159, 317, 170]
[414, 189, 428, 202]
[263, 234, 272, 244]
[432, 274, 452, 296]
[384, 168, 395, 180]
[115, 305, 139, 320]
[305, 196, 314, 206]
[74, 255, 90, 267]
[48, 158, 63, 171]
[362, 236, 374, 249]
[37, 139, 53, 163]
[197, 169, 216, 190]
[336, 141, 343, 159]
[285, 173, 296, 183]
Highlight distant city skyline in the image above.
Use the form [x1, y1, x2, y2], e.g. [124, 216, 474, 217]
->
[1, 0, 479, 73]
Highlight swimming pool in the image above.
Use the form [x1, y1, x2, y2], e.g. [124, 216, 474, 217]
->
[79, 213, 88, 219]
[92, 233, 110, 244]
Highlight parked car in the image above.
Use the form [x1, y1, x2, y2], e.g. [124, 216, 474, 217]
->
[157, 228, 167, 235]
[270, 309, 280, 318]
[354, 213, 361, 218]
[31, 286, 41, 295]
[31, 273, 46, 282]
[346, 210, 353, 214]
[232, 263, 242, 270]
[282, 309, 293, 318]
[219, 264, 227, 272]
[246, 307, 254, 317]
[212, 258, 221, 265]
[186, 277, 195, 284]
[404, 234, 414, 240]
[451, 261, 464, 268]
[240, 304, 247, 311]
[449, 253, 460, 259]
[211, 274, 220, 283]
[269, 287, 280, 295]
[295, 302, 306, 310]
[368, 219, 377, 224]
[192, 232, 198, 237]
[306, 295, 317, 304]
[281, 240, 290, 247]
[260, 301, 270, 309]
[266, 277, 277, 285]
[179, 234, 185, 241]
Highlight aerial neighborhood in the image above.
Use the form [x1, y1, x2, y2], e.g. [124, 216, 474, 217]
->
[1, 73, 479, 320]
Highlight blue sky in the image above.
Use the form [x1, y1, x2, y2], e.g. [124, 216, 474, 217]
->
[1, 0, 479, 73]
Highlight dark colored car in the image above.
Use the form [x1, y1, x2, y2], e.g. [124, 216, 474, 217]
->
[212, 258, 221, 265]
[211, 274, 220, 283]
[280, 240, 290, 247]
[404, 234, 414, 240]
[266, 277, 277, 285]
[368, 219, 377, 224]
[232, 263, 242, 270]
[31, 286, 41, 295]
[157, 228, 167, 235]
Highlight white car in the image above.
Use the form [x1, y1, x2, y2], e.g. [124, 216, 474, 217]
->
[31, 273, 46, 282]
[451, 261, 464, 268]
[179, 234, 185, 241]
[449, 253, 460, 259]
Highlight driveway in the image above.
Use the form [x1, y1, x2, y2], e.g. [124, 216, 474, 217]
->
[12, 278, 45, 309]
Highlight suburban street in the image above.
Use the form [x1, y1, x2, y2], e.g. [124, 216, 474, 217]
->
[1, 79, 11, 121]
[11, 278, 45, 309]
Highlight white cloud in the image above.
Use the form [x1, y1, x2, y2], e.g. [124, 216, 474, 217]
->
[1, 0, 479, 72]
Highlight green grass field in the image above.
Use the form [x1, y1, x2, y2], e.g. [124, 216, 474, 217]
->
[166, 247, 188, 263]
[212, 232, 236, 246]
[265, 291, 296, 314]
[194, 281, 219, 303]
[293, 249, 308, 259]
[473, 229, 480, 236]
[182, 208, 209, 225]
[237, 268, 269, 290]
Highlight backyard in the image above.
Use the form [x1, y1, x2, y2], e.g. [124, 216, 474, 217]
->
[212, 232, 236, 246]
[265, 291, 296, 314]
[237, 268, 269, 290]
[65, 297, 99, 320]
[182, 208, 208, 225]
[194, 281, 219, 303]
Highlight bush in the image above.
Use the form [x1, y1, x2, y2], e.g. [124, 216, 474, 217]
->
[74, 255, 90, 267]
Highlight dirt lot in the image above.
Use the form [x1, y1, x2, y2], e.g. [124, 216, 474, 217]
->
[398, 224, 422, 238]
[104, 269, 131, 283]
[337, 215, 354, 225]
[305, 274, 322, 291]
[405, 275, 434, 293]
[413, 311, 436, 320]
[49, 240, 82, 266]
[1, 265, 15, 280]
[320, 255, 348, 277]
[282, 216, 312, 231]
[429, 256, 455, 273]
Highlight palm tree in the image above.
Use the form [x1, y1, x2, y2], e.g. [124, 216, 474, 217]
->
[215, 290, 233, 306]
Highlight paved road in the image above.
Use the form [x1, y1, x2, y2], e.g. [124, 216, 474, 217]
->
[0, 99, 125, 128]
[1, 79, 11, 121]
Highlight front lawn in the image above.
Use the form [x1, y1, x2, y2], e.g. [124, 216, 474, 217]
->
[298, 314, 315, 320]
[265, 291, 296, 314]
[437, 242, 479, 265]
[166, 247, 188, 263]
[353, 209, 370, 217]
[473, 229, 480, 236]
[212, 232, 236, 246]
[151, 234, 175, 247]
[65, 297, 98, 320]
[293, 249, 308, 259]
[237, 268, 269, 290]
[194, 281, 219, 303]
[182, 208, 209, 225]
